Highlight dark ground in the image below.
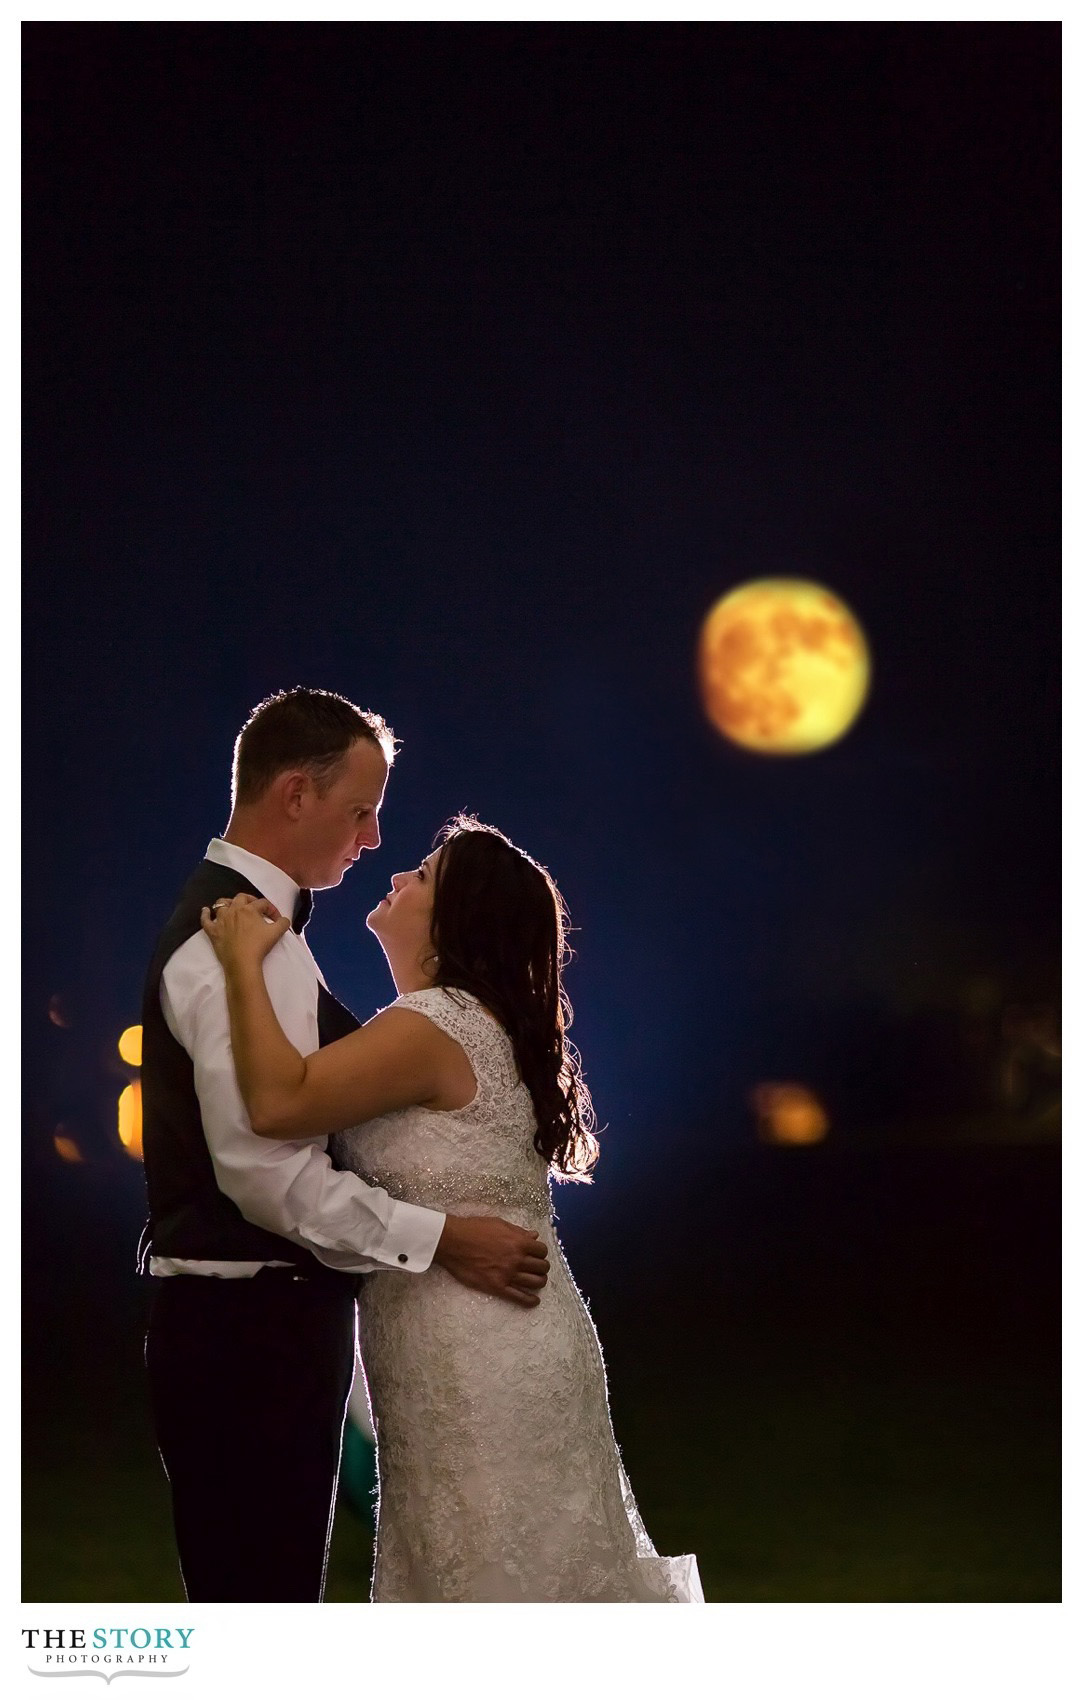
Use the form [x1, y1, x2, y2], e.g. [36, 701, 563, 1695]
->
[22, 1137, 1059, 1603]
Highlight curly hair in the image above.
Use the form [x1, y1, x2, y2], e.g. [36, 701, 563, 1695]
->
[428, 815, 598, 1180]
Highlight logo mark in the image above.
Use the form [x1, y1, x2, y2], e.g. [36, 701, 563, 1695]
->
[29, 1671, 190, 1685]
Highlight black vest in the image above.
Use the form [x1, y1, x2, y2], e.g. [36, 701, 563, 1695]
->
[136, 859, 361, 1276]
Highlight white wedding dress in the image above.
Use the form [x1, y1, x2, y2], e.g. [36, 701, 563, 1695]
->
[330, 986, 703, 1603]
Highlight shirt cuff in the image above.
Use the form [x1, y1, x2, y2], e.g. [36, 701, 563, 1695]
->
[367, 1199, 446, 1273]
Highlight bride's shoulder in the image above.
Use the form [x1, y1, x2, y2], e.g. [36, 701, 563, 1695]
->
[389, 986, 504, 1046]
[388, 986, 462, 1015]
[380, 986, 473, 1032]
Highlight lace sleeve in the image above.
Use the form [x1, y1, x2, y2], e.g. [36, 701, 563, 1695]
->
[391, 987, 475, 1045]
[390, 988, 516, 1098]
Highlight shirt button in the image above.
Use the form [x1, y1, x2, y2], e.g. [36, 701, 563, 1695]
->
[397, 1253, 408, 1264]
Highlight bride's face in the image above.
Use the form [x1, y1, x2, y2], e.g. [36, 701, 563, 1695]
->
[367, 849, 440, 963]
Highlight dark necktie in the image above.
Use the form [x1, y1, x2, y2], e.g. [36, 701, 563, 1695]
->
[292, 887, 314, 934]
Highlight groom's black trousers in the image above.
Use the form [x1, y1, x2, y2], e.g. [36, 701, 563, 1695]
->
[145, 1268, 358, 1603]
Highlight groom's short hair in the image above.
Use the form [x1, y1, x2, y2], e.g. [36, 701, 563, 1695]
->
[232, 688, 397, 805]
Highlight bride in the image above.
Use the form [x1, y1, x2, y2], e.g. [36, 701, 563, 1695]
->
[201, 814, 702, 1603]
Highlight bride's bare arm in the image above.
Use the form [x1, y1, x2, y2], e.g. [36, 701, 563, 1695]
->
[201, 894, 550, 1304]
[200, 897, 461, 1138]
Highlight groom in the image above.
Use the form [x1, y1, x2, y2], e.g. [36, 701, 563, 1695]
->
[138, 687, 550, 1603]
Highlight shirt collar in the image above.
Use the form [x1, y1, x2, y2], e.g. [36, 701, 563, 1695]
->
[205, 839, 301, 924]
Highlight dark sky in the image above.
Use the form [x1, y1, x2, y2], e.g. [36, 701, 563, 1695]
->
[23, 22, 1060, 1186]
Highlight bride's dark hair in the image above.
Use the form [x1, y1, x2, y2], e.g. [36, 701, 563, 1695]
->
[428, 814, 598, 1180]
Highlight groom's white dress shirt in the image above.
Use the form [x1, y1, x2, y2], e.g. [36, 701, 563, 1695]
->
[150, 838, 446, 1278]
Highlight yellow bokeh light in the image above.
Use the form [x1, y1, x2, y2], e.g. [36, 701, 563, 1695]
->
[118, 1025, 143, 1067]
[750, 1082, 829, 1146]
[118, 1081, 143, 1160]
[54, 1134, 84, 1164]
[698, 578, 870, 754]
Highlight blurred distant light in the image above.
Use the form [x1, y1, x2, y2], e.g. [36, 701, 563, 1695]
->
[48, 994, 71, 1028]
[961, 976, 1001, 1018]
[118, 1025, 143, 1067]
[750, 1081, 829, 1146]
[698, 579, 870, 754]
[999, 1001, 1061, 1135]
[118, 1082, 143, 1159]
[53, 1133, 84, 1163]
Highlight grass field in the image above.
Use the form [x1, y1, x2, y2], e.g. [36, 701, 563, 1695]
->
[22, 1144, 1059, 1603]
[22, 1350, 1058, 1604]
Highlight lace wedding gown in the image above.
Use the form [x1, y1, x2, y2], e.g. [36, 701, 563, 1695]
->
[331, 986, 703, 1603]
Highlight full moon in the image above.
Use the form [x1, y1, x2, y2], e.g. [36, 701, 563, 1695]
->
[697, 578, 870, 755]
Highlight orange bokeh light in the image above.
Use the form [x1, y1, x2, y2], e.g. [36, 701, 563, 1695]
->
[118, 1025, 143, 1067]
[118, 1081, 143, 1159]
[749, 1082, 829, 1146]
[53, 1134, 84, 1163]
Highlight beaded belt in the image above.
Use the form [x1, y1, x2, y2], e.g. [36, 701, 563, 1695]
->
[361, 1166, 551, 1218]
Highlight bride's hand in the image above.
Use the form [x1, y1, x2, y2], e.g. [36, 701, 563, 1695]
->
[200, 893, 291, 971]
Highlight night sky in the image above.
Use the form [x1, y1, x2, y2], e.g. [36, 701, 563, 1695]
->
[24, 21, 1060, 1204]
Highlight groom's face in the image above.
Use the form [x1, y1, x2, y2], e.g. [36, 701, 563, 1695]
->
[297, 736, 389, 890]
